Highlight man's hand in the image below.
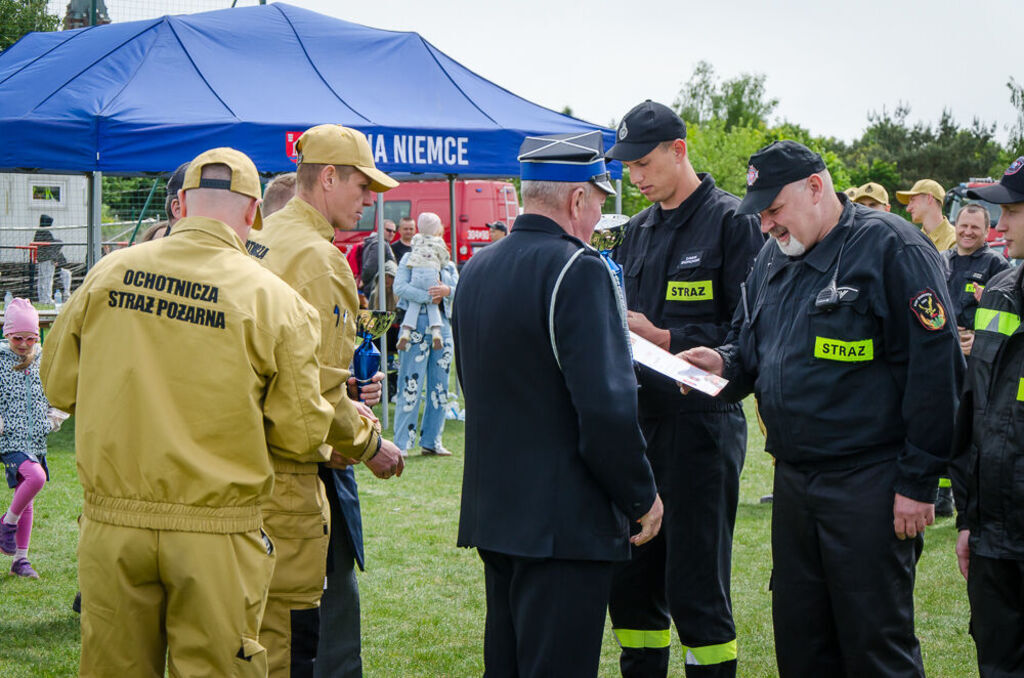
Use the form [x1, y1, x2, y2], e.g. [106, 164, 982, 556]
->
[626, 311, 670, 350]
[893, 493, 934, 540]
[353, 399, 379, 424]
[428, 283, 450, 304]
[631, 494, 664, 546]
[325, 449, 359, 469]
[365, 438, 405, 480]
[957, 327, 975, 356]
[347, 372, 383, 406]
[676, 347, 724, 394]
[956, 529, 971, 580]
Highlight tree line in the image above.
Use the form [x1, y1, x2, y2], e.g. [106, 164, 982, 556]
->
[615, 61, 1024, 219]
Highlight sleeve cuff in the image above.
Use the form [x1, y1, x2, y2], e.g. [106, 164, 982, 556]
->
[357, 428, 382, 462]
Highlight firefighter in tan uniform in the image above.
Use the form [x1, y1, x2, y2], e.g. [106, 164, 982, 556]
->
[247, 124, 406, 678]
[41, 148, 333, 678]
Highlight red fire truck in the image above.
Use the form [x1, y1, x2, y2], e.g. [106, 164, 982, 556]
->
[333, 179, 520, 265]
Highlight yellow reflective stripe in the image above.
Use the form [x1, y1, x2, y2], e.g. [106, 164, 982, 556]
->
[965, 282, 976, 293]
[666, 280, 713, 301]
[975, 308, 1021, 336]
[613, 628, 672, 649]
[682, 639, 738, 665]
[813, 337, 874, 362]
[938, 477, 952, 488]
[1018, 378, 1024, 402]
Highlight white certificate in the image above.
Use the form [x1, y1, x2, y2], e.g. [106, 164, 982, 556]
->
[628, 332, 728, 397]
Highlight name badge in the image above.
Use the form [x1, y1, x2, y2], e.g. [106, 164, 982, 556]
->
[666, 280, 713, 301]
[814, 337, 874, 362]
[965, 283, 977, 294]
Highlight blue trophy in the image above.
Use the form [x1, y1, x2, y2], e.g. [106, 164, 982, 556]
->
[353, 310, 396, 393]
[591, 214, 630, 291]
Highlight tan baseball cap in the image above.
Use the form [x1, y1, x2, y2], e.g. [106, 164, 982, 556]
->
[295, 124, 399, 193]
[183, 147, 264, 230]
[844, 186, 860, 199]
[855, 182, 890, 206]
[895, 179, 945, 205]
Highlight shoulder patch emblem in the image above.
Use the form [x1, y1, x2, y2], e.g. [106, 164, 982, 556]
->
[909, 289, 947, 331]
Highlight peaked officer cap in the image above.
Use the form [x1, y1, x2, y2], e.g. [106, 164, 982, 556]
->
[518, 131, 616, 196]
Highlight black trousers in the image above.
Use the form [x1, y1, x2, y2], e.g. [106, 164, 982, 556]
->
[608, 409, 746, 678]
[478, 549, 613, 678]
[968, 554, 1024, 677]
[771, 459, 924, 678]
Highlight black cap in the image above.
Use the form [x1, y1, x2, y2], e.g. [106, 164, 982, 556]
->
[605, 100, 687, 162]
[966, 157, 1024, 204]
[166, 162, 190, 197]
[487, 221, 508, 233]
[38, 214, 52, 228]
[737, 140, 827, 215]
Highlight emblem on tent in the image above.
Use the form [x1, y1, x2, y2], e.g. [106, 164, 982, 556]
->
[285, 131, 303, 164]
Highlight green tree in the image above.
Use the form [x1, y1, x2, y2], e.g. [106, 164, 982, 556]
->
[673, 61, 779, 131]
[842, 105, 1003, 215]
[0, 0, 59, 51]
[102, 176, 165, 224]
[1007, 77, 1024, 159]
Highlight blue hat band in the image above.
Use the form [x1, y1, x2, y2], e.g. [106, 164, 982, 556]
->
[521, 159, 608, 183]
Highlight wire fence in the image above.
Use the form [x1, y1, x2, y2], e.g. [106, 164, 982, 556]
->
[46, 0, 265, 26]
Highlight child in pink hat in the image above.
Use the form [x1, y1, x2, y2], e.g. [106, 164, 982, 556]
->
[0, 299, 64, 578]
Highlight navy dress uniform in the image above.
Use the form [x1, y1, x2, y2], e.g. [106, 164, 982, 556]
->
[605, 101, 765, 678]
[716, 141, 963, 677]
[454, 132, 658, 678]
[950, 162, 1024, 677]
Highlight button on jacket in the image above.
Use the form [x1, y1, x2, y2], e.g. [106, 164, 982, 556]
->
[454, 213, 656, 562]
[719, 200, 964, 502]
[41, 216, 333, 534]
[942, 245, 1011, 329]
[951, 264, 1024, 558]
[614, 174, 765, 414]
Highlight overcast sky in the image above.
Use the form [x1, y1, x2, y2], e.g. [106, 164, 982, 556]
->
[83, 0, 1023, 144]
[278, 0, 1022, 145]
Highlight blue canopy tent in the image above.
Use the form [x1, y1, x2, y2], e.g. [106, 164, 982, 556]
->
[0, 2, 615, 176]
[0, 2, 620, 408]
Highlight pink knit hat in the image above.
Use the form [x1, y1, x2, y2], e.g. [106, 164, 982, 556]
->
[4, 298, 39, 337]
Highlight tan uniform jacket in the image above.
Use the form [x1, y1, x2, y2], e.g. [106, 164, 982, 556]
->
[926, 217, 956, 252]
[248, 196, 380, 463]
[41, 216, 333, 534]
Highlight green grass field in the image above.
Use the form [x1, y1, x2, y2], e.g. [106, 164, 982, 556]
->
[0, 399, 976, 677]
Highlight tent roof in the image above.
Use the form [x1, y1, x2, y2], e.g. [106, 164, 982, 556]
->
[0, 3, 617, 176]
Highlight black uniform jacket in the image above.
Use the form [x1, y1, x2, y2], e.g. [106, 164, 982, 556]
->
[951, 264, 1024, 559]
[942, 245, 1011, 329]
[718, 199, 964, 503]
[614, 174, 765, 414]
[453, 214, 657, 562]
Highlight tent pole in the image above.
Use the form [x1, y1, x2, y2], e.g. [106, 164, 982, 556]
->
[448, 174, 459, 400]
[376, 191, 388, 430]
[87, 172, 102, 270]
[615, 179, 622, 213]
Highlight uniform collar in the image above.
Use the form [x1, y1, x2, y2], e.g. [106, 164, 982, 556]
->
[170, 216, 248, 254]
[510, 213, 586, 246]
[640, 173, 716, 230]
[276, 196, 336, 242]
[801, 198, 854, 273]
